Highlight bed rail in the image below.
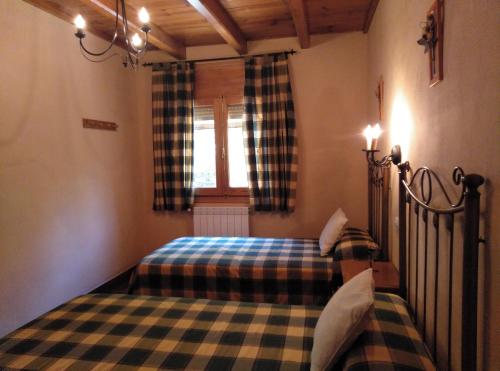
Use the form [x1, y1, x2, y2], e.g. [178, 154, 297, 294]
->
[392, 146, 484, 371]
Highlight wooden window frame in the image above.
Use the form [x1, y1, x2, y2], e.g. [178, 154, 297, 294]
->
[194, 95, 249, 203]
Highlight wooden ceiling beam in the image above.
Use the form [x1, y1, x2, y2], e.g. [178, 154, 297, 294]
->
[84, 0, 186, 59]
[363, 0, 380, 33]
[186, 0, 247, 55]
[287, 0, 310, 49]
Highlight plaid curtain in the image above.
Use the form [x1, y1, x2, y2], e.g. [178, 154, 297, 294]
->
[243, 54, 298, 212]
[152, 62, 194, 211]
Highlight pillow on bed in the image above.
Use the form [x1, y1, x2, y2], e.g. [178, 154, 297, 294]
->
[311, 268, 374, 371]
[319, 208, 348, 256]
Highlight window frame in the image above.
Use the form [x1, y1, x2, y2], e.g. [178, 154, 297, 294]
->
[194, 95, 249, 202]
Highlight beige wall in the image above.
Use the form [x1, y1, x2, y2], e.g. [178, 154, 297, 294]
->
[0, 1, 143, 337]
[367, 1, 499, 370]
[135, 33, 370, 253]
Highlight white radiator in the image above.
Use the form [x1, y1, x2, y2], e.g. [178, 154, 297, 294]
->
[193, 206, 249, 237]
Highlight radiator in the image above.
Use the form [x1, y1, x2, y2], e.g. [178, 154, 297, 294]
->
[193, 206, 249, 237]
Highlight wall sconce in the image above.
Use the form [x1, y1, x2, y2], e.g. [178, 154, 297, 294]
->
[363, 123, 382, 151]
[417, 0, 444, 86]
[363, 144, 402, 168]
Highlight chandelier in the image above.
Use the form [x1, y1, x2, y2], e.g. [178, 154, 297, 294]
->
[73, 0, 151, 68]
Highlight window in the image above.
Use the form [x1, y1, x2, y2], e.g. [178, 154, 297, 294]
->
[193, 97, 248, 200]
[193, 60, 248, 201]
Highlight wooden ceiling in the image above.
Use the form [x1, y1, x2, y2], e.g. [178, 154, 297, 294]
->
[24, 0, 379, 59]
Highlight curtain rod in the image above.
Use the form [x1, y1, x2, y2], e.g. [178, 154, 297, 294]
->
[143, 49, 297, 67]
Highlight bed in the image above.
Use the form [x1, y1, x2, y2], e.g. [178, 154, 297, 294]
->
[128, 236, 334, 305]
[128, 229, 380, 305]
[0, 292, 433, 370]
[127, 149, 390, 306]
[0, 150, 483, 371]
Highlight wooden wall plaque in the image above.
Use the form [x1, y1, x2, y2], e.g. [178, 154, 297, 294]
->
[83, 118, 118, 131]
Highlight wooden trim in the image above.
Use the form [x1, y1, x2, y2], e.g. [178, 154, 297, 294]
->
[81, 0, 186, 59]
[186, 0, 247, 54]
[287, 0, 310, 49]
[195, 195, 249, 204]
[194, 95, 248, 200]
[83, 118, 118, 131]
[363, 0, 380, 33]
[214, 97, 226, 194]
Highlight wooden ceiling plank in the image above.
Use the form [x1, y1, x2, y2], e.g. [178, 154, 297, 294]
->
[186, 0, 247, 54]
[363, 0, 379, 33]
[287, 0, 310, 48]
[83, 0, 186, 58]
[22, 0, 117, 44]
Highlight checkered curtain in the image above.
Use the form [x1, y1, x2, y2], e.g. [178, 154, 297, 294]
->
[243, 54, 298, 212]
[152, 62, 194, 211]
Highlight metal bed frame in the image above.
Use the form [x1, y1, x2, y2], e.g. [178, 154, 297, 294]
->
[390, 145, 484, 371]
[364, 148, 393, 260]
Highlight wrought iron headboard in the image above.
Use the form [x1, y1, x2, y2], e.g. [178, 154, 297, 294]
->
[364, 146, 401, 260]
[391, 145, 484, 371]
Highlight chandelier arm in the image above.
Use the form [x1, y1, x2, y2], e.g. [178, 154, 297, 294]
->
[121, 0, 149, 54]
[79, 31, 119, 57]
[76, 0, 149, 68]
[78, 0, 120, 57]
[80, 45, 120, 63]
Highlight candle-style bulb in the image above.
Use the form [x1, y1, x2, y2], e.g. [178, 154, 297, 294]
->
[74, 14, 86, 30]
[363, 125, 373, 150]
[132, 33, 143, 47]
[372, 123, 382, 139]
[138, 7, 150, 24]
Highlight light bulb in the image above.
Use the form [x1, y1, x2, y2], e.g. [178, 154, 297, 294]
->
[372, 123, 382, 139]
[74, 14, 86, 30]
[138, 7, 150, 24]
[132, 33, 143, 47]
[363, 125, 373, 150]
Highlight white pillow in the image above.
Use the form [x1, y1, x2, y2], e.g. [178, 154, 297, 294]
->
[311, 269, 375, 371]
[319, 208, 348, 256]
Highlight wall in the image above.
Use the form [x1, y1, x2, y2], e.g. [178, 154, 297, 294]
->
[135, 33, 370, 252]
[0, 1, 142, 337]
[367, 1, 499, 370]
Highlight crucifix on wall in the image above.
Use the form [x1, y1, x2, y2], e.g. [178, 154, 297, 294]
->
[375, 76, 384, 122]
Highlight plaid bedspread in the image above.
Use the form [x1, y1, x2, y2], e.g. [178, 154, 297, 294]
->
[332, 227, 380, 289]
[333, 227, 380, 261]
[0, 293, 434, 370]
[0, 294, 321, 371]
[129, 237, 333, 305]
[342, 293, 435, 370]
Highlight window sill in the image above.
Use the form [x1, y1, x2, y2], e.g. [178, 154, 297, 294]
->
[195, 195, 249, 204]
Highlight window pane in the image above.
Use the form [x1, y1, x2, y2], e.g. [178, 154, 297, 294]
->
[227, 104, 248, 188]
[193, 106, 216, 188]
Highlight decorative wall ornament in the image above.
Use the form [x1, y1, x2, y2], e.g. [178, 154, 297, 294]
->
[83, 118, 118, 131]
[417, 0, 444, 86]
[375, 76, 384, 122]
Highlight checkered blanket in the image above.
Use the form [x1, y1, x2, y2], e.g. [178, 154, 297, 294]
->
[129, 237, 333, 305]
[0, 293, 434, 370]
[333, 227, 380, 261]
[341, 293, 435, 370]
[0, 294, 321, 370]
[331, 228, 380, 289]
